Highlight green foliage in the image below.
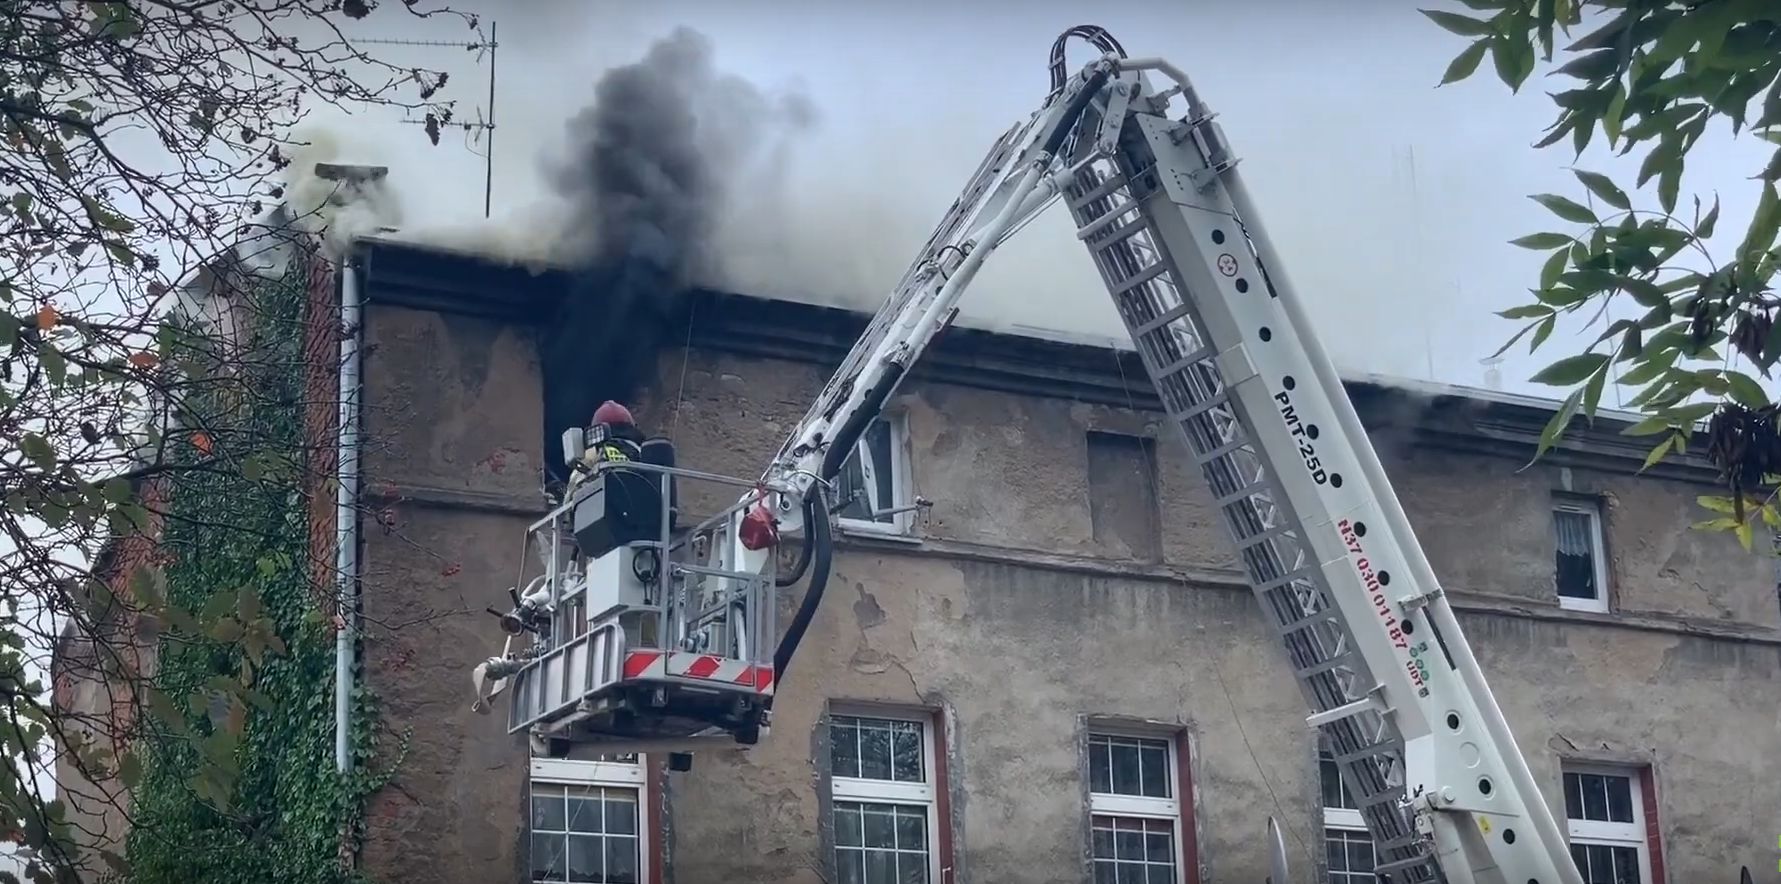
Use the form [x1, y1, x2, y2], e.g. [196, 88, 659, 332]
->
[121, 268, 395, 884]
[1431, 1, 1781, 544]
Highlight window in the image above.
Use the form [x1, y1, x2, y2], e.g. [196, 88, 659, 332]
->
[1554, 499, 1609, 612]
[1086, 431, 1163, 562]
[1087, 731, 1185, 884]
[1319, 749, 1376, 884]
[828, 710, 941, 884]
[834, 414, 912, 535]
[1563, 765, 1655, 884]
[529, 757, 650, 884]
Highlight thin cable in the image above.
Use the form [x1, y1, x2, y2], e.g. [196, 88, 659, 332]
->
[669, 297, 696, 439]
[1107, 349, 1317, 869]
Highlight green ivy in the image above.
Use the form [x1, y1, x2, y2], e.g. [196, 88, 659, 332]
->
[120, 262, 396, 883]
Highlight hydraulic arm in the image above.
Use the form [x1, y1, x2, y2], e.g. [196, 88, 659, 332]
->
[473, 27, 1584, 884]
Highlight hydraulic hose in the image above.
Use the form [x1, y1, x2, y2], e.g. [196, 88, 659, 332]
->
[772, 484, 831, 680]
[774, 493, 817, 587]
[1048, 25, 1127, 96]
[773, 362, 906, 678]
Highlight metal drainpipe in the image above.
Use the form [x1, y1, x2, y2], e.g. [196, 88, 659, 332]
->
[334, 250, 363, 772]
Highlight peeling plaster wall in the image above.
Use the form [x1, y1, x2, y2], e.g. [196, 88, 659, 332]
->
[1379, 433, 1781, 629]
[346, 280, 1781, 883]
[639, 344, 1781, 884]
[356, 303, 547, 882]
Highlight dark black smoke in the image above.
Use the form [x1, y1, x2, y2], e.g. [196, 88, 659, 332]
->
[538, 27, 815, 482]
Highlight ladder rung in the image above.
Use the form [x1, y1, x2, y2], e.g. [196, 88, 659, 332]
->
[1375, 854, 1437, 875]
[1151, 344, 1215, 381]
[1269, 598, 1333, 632]
[1160, 382, 1222, 422]
[1294, 656, 1348, 679]
[1111, 261, 1169, 297]
[1306, 696, 1378, 729]
[1256, 567, 1319, 594]
[1235, 521, 1293, 550]
[1214, 479, 1269, 509]
[1086, 216, 1149, 251]
[1333, 744, 1394, 766]
[1078, 194, 1140, 238]
[1132, 301, 1191, 336]
[1193, 435, 1250, 464]
[1068, 173, 1129, 209]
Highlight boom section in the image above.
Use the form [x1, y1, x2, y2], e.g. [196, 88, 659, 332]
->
[1059, 59, 1582, 884]
[757, 62, 1118, 515]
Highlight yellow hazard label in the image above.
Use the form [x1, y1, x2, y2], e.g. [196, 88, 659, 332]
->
[1479, 817, 1492, 835]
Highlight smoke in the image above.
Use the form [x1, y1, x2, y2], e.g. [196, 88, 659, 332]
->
[277, 127, 405, 259]
[397, 22, 1122, 342]
[533, 26, 819, 461]
[533, 26, 816, 283]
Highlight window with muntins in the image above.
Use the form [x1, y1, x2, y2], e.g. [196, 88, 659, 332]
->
[1088, 732, 1184, 884]
[1554, 500, 1609, 612]
[829, 711, 939, 884]
[1320, 750, 1377, 884]
[529, 757, 647, 884]
[1563, 765, 1654, 884]
[834, 415, 911, 534]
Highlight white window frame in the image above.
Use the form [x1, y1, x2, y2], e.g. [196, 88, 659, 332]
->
[1319, 749, 1377, 884]
[826, 706, 942, 884]
[528, 756, 651, 884]
[1553, 500, 1610, 613]
[1562, 763, 1654, 884]
[1086, 727, 1186, 884]
[834, 412, 914, 537]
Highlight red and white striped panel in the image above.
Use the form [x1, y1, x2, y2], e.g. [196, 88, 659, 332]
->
[622, 650, 775, 695]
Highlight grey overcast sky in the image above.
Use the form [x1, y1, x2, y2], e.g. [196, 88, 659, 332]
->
[301, 0, 1772, 401]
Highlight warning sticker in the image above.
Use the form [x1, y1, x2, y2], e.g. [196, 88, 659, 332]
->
[1216, 253, 1239, 277]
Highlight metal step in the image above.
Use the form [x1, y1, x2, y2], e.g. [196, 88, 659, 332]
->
[1064, 163, 1442, 884]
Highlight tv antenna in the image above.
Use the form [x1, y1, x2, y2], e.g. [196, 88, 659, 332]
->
[358, 21, 500, 218]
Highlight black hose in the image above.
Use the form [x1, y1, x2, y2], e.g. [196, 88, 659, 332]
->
[773, 362, 908, 678]
[773, 484, 831, 680]
[1048, 25, 1127, 96]
[774, 493, 813, 587]
[1042, 66, 1112, 159]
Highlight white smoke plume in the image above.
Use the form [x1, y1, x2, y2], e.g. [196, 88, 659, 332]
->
[278, 127, 406, 259]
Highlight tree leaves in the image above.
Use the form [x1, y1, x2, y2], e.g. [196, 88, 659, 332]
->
[1574, 169, 1630, 210]
[1532, 353, 1609, 385]
[1442, 40, 1491, 85]
[1512, 232, 1574, 249]
[1433, 2, 1781, 545]
[1492, 33, 1538, 92]
[1422, 9, 1494, 37]
[1531, 193, 1598, 224]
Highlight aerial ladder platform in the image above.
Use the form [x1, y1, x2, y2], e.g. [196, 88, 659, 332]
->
[472, 26, 1587, 884]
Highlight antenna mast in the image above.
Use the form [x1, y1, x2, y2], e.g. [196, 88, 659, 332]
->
[357, 23, 500, 218]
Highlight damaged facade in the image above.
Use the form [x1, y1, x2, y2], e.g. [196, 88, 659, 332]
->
[53, 232, 1781, 884]
[344, 238, 1781, 884]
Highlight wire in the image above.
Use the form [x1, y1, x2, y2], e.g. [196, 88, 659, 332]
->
[670, 297, 696, 439]
[1108, 346, 1318, 871]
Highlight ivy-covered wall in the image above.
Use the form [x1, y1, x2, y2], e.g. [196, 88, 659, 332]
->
[120, 257, 393, 883]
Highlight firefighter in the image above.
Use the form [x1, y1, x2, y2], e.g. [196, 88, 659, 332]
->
[566, 399, 642, 485]
[588, 399, 643, 463]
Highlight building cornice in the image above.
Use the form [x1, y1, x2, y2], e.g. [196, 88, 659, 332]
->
[352, 237, 1725, 485]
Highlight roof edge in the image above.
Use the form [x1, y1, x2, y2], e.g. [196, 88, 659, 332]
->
[349, 237, 1722, 484]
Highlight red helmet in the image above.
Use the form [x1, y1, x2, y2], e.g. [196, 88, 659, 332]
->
[592, 400, 634, 426]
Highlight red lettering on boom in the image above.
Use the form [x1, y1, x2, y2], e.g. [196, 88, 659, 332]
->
[1336, 519, 1413, 653]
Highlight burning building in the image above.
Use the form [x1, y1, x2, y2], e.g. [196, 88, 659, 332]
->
[318, 229, 1778, 883]
[49, 24, 1781, 884]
